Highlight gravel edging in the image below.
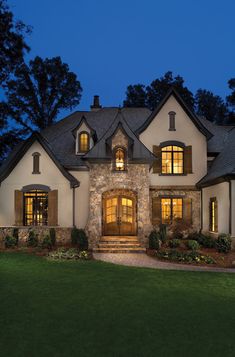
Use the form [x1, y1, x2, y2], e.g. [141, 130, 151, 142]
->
[93, 253, 235, 273]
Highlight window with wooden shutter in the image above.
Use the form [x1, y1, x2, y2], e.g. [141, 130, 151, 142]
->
[184, 146, 192, 174]
[152, 197, 161, 225]
[48, 190, 58, 226]
[152, 145, 161, 173]
[15, 190, 23, 226]
[183, 197, 192, 226]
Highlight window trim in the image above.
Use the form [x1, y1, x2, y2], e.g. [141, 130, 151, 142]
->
[112, 146, 127, 172]
[78, 131, 90, 153]
[160, 196, 183, 224]
[160, 143, 184, 175]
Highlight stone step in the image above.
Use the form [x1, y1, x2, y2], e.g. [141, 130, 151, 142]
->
[99, 240, 140, 245]
[98, 243, 141, 248]
[100, 236, 139, 242]
[93, 247, 146, 253]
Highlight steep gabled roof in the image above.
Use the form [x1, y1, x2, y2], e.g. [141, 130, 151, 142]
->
[0, 132, 79, 187]
[136, 87, 213, 139]
[197, 128, 235, 187]
[83, 109, 155, 163]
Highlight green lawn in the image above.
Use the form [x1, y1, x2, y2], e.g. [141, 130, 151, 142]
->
[0, 253, 235, 357]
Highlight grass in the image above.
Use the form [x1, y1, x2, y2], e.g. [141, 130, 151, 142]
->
[0, 252, 235, 357]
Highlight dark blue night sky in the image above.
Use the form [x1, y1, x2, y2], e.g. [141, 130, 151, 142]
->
[10, 0, 235, 115]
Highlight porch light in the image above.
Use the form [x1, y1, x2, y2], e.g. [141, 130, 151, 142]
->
[115, 148, 125, 171]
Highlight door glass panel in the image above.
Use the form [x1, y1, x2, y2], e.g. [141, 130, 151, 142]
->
[121, 197, 133, 223]
[106, 198, 117, 224]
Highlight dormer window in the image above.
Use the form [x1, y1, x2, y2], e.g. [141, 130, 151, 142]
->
[169, 111, 176, 131]
[79, 131, 90, 153]
[114, 147, 126, 171]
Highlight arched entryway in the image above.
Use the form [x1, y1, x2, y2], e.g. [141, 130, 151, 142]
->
[102, 190, 137, 236]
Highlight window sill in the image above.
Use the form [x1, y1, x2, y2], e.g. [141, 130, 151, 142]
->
[111, 170, 128, 173]
[159, 173, 187, 176]
[32, 172, 41, 175]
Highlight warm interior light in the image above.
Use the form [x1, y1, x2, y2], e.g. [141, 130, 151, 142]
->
[115, 148, 125, 171]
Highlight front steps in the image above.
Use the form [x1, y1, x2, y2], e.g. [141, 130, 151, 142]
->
[93, 236, 146, 253]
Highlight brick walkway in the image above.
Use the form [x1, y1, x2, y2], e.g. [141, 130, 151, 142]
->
[93, 253, 235, 273]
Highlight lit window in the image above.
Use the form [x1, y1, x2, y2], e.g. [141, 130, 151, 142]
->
[210, 198, 218, 232]
[161, 146, 184, 174]
[79, 132, 89, 152]
[24, 190, 48, 226]
[114, 148, 126, 171]
[161, 197, 183, 224]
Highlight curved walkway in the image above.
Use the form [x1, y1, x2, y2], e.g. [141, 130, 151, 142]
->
[93, 253, 235, 273]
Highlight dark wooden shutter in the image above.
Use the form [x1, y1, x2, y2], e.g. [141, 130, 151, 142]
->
[183, 197, 192, 225]
[48, 190, 58, 226]
[184, 146, 192, 174]
[152, 145, 161, 173]
[152, 197, 161, 225]
[15, 190, 23, 226]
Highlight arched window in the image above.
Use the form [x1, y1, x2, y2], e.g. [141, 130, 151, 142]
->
[114, 147, 126, 171]
[32, 152, 41, 174]
[79, 131, 90, 153]
[161, 145, 184, 174]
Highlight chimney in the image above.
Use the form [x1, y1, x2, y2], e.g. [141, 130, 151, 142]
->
[90, 95, 102, 111]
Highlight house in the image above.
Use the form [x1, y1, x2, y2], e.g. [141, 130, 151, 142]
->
[0, 88, 234, 250]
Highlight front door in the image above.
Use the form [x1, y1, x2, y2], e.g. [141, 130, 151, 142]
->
[103, 195, 136, 235]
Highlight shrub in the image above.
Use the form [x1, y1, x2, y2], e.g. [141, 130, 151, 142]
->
[71, 228, 88, 250]
[186, 240, 200, 251]
[12, 228, 19, 245]
[4, 235, 17, 248]
[172, 231, 184, 240]
[168, 239, 181, 248]
[149, 231, 161, 250]
[159, 224, 167, 242]
[187, 231, 201, 241]
[78, 250, 90, 260]
[48, 248, 80, 260]
[216, 234, 232, 253]
[27, 231, 38, 247]
[42, 235, 53, 249]
[197, 234, 216, 248]
[49, 228, 56, 246]
[157, 250, 215, 265]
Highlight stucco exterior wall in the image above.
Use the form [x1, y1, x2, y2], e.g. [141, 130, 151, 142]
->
[0, 141, 73, 227]
[231, 180, 235, 237]
[202, 182, 230, 234]
[70, 171, 90, 228]
[139, 95, 207, 186]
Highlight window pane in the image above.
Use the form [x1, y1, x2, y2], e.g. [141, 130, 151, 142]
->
[172, 198, 183, 219]
[162, 152, 172, 174]
[24, 190, 48, 226]
[173, 152, 183, 174]
[115, 148, 125, 171]
[79, 133, 89, 152]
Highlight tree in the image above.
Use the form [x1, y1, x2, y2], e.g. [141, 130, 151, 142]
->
[123, 84, 147, 107]
[123, 71, 195, 111]
[0, 0, 31, 162]
[195, 89, 228, 124]
[4, 56, 82, 131]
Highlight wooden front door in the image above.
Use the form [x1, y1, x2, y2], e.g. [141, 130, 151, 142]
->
[103, 195, 136, 236]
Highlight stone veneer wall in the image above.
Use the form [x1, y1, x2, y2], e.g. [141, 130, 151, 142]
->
[0, 227, 72, 248]
[150, 188, 201, 232]
[86, 163, 152, 247]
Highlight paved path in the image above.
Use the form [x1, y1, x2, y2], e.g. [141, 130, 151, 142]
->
[93, 253, 235, 273]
